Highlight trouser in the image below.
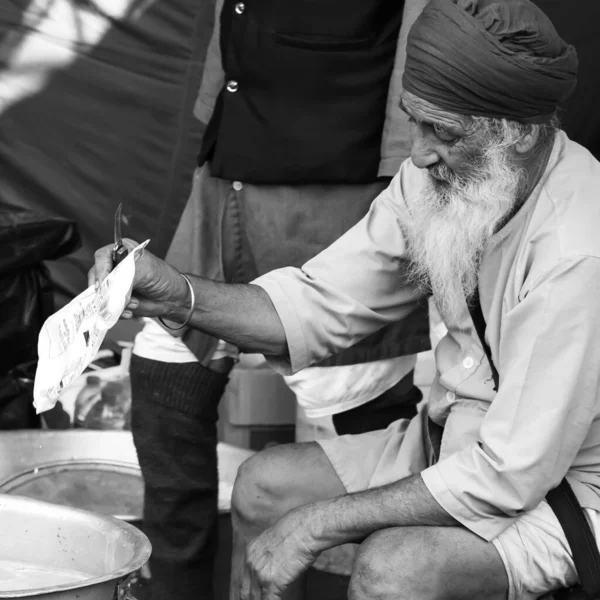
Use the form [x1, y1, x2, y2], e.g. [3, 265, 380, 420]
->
[130, 164, 430, 600]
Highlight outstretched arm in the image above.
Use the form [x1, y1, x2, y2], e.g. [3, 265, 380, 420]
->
[176, 277, 288, 355]
[91, 164, 426, 369]
[90, 239, 287, 356]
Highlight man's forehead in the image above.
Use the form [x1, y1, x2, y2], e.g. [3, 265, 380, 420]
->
[401, 91, 472, 132]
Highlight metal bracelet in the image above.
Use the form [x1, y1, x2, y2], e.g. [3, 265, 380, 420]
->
[158, 273, 195, 331]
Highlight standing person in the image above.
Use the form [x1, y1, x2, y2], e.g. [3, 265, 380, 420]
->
[128, 1, 430, 599]
[91, 1, 600, 598]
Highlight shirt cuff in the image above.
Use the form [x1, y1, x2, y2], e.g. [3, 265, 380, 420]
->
[421, 462, 517, 542]
[250, 275, 310, 375]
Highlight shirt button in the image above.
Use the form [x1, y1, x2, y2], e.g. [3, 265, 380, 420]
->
[232, 181, 243, 191]
[463, 356, 474, 369]
[445, 391, 456, 402]
[234, 2, 246, 14]
[226, 80, 239, 93]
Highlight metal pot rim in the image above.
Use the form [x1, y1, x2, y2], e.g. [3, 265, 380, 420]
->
[0, 459, 144, 523]
[0, 459, 142, 488]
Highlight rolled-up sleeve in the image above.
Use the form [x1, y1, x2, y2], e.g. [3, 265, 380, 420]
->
[422, 256, 600, 540]
[253, 163, 424, 374]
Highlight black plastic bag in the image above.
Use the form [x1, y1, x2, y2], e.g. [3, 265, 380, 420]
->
[0, 203, 80, 428]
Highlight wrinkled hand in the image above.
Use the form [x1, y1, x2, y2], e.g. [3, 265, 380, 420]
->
[239, 506, 321, 600]
[88, 238, 188, 320]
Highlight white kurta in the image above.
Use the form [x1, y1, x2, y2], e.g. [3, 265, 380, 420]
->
[253, 132, 600, 540]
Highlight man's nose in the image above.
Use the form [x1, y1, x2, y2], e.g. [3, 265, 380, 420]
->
[410, 131, 440, 170]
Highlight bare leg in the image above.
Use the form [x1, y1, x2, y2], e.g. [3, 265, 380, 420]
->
[349, 526, 509, 600]
[229, 442, 346, 600]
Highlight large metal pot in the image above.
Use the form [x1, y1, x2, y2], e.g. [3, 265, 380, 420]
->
[0, 459, 144, 524]
[0, 495, 151, 600]
[0, 430, 254, 515]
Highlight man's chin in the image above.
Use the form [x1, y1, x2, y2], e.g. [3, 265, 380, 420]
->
[426, 177, 454, 204]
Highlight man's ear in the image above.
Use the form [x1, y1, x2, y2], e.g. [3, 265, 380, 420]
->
[514, 124, 540, 154]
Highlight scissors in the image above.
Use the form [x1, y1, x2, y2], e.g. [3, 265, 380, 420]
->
[112, 203, 128, 267]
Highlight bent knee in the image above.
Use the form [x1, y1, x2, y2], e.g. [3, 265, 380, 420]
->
[349, 529, 445, 600]
[231, 441, 344, 532]
[231, 446, 297, 529]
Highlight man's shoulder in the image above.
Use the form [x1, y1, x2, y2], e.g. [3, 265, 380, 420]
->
[552, 132, 600, 178]
[536, 133, 600, 260]
[546, 132, 600, 194]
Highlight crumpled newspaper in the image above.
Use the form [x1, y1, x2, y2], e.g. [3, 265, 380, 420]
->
[33, 240, 149, 413]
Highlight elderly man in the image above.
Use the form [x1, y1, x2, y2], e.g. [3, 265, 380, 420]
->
[91, 0, 600, 598]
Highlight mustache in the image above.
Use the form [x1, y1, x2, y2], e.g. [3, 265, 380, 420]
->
[428, 155, 486, 186]
[428, 163, 454, 183]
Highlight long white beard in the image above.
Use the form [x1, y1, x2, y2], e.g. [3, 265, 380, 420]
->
[405, 144, 525, 326]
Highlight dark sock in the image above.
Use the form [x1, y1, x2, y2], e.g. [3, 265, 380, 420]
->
[130, 355, 229, 600]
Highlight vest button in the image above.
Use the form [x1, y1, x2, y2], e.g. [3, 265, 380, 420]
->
[235, 2, 246, 14]
[226, 80, 239, 93]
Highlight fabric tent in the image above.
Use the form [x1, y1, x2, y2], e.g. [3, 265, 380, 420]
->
[0, 0, 214, 306]
[532, 0, 600, 160]
[1, 0, 598, 310]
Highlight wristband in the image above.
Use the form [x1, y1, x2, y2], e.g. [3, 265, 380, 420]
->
[158, 273, 195, 331]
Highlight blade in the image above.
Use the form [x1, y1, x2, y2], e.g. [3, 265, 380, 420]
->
[114, 203, 123, 246]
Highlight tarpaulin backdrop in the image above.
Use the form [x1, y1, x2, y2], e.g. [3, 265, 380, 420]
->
[1, 0, 598, 310]
[532, 0, 600, 160]
[0, 0, 215, 305]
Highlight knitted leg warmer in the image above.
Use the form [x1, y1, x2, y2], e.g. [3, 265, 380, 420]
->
[130, 355, 229, 600]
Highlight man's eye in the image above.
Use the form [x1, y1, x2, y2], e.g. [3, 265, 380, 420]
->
[407, 116, 416, 124]
[433, 124, 459, 144]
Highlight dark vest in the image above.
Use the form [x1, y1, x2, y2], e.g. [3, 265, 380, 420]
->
[199, 0, 405, 184]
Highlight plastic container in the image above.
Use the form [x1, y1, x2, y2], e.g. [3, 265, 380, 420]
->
[83, 377, 131, 430]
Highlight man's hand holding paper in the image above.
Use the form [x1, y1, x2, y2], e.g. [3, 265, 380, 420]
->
[33, 239, 149, 413]
[89, 238, 189, 322]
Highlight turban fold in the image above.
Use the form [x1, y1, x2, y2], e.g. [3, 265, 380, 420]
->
[402, 0, 578, 123]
